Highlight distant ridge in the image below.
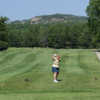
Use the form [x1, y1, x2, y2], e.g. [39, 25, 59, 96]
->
[10, 13, 88, 24]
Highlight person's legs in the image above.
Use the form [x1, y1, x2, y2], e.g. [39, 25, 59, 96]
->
[56, 72, 59, 80]
[53, 72, 58, 83]
[52, 67, 59, 83]
[53, 72, 57, 80]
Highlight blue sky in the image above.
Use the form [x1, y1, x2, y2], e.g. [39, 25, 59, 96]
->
[0, 0, 89, 21]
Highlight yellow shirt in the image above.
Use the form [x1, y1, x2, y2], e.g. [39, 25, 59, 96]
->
[52, 57, 59, 68]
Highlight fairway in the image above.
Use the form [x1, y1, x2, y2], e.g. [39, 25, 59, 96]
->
[0, 48, 100, 100]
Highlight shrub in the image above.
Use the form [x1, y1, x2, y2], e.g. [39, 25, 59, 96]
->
[0, 41, 8, 51]
[97, 49, 100, 52]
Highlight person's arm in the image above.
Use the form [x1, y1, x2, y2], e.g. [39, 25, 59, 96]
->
[52, 56, 56, 61]
[57, 56, 61, 62]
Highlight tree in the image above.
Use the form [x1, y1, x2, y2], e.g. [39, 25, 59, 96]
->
[86, 0, 100, 48]
[0, 17, 8, 50]
[0, 17, 8, 41]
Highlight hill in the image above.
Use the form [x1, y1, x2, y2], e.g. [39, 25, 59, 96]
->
[10, 14, 88, 24]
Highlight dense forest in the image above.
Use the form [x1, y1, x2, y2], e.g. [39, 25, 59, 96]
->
[7, 14, 91, 48]
[0, 0, 100, 49]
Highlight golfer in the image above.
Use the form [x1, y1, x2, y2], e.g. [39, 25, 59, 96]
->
[52, 54, 61, 83]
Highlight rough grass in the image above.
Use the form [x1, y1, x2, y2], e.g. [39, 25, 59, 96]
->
[0, 48, 100, 100]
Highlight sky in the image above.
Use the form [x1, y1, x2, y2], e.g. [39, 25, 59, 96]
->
[0, 0, 89, 21]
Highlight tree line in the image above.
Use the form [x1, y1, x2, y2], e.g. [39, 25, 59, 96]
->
[7, 21, 91, 48]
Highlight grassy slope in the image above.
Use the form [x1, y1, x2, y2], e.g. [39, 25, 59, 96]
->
[0, 48, 100, 99]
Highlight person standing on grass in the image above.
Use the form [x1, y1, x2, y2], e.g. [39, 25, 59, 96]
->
[52, 54, 61, 83]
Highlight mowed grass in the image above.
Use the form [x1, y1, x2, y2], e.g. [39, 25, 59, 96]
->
[0, 48, 100, 100]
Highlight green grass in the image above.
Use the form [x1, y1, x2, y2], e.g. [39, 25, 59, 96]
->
[0, 48, 100, 100]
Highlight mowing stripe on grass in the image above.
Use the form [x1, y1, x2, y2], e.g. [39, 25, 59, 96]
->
[0, 50, 31, 70]
[62, 50, 84, 74]
[0, 48, 100, 94]
[0, 48, 44, 81]
[0, 48, 35, 71]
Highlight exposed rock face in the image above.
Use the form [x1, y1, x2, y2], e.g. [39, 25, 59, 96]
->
[31, 14, 87, 24]
[31, 17, 41, 24]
